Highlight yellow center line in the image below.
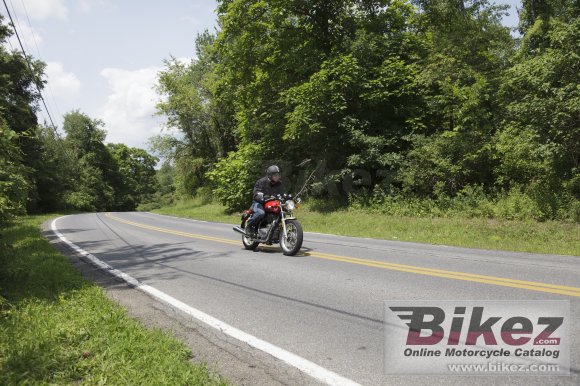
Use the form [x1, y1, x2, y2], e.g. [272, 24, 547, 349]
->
[104, 213, 580, 298]
[307, 253, 580, 297]
[310, 251, 580, 292]
[105, 213, 240, 246]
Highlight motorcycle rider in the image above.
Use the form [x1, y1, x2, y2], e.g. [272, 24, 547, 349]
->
[246, 165, 285, 235]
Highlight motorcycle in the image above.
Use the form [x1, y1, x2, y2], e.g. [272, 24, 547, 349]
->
[233, 194, 303, 256]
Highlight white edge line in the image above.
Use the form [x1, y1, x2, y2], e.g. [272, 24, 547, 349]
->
[50, 216, 361, 386]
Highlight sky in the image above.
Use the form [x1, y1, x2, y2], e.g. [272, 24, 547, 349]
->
[1, 0, 521, 151]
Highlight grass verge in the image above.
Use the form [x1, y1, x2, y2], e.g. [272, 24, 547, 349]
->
[0, 214, 226, 385]
[150, 198, 579, 256]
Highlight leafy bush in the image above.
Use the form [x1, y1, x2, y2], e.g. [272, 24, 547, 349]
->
[493, 188, 542, 221]
[205, 143, 264, 212]
[344, 183, 578, 222]
[570, 200, 580, 223]
[195, 185, 214, 205]
[137, 193, 174, 212]
[63, 191, 97, 212]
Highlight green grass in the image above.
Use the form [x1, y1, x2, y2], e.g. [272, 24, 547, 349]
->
[0, 215, 226, 385]
[150, 198, 579, 256]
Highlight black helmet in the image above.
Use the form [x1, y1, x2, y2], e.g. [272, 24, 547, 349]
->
[266, 165, 280, 178]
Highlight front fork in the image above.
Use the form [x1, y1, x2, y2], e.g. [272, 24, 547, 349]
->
[280, 211, 288, 240]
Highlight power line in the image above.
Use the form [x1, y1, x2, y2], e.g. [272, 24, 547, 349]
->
[6, 0, 53, 125]
[2, 0, 60, 138]
[5, 0, 59, 136]
[17, 0, 64, 122]
[7, 0, 27, 51]
[1, 3, 16, 52]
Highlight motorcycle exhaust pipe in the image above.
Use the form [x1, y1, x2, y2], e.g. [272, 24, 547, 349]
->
[233, 226, 247, 235]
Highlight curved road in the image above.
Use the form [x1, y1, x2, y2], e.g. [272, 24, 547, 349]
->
[52, 212, 579, 385]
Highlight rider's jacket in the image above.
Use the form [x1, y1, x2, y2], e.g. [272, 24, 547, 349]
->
[252, 176, 284, 203]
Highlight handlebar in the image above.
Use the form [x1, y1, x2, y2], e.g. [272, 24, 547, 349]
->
[264, 193, 292, 200]
[263, 193, 301, 204]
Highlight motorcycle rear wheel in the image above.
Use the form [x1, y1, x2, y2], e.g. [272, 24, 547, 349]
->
[242, 223, 259, 250]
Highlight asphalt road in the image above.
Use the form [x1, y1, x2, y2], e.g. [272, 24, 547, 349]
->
[52, 212, 580, 386]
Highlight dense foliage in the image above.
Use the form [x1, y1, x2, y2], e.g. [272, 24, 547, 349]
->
[154, 0, 578, 220]
[0, 15, 42, 225]
[2, 1, 578, 223]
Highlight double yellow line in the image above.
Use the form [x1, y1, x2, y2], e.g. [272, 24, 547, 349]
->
[105, 212, 240, 246]
[105, 213, 580, 298]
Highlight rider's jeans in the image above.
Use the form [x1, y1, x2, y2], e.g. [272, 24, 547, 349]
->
[248, 201, 266, 226]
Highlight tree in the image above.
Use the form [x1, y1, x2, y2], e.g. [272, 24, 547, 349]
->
[0, 117, 28, 226]
[155, 32, 236, 196]
[0, 15, 46, 212]
[156, 162, 175, 196]
[494, 12, 579, 219]
[519, 0, 579, 34]
[148, 0, 576, 220]
[108, 143, 159, 210]
[60, 111, 160, 211]
[34, 124, 77, 212]
[61, 111, 117, 211]
[398, 0, 514, 196]
[208, 0, 426, 206]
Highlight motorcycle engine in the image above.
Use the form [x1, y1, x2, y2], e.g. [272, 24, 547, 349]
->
[258, 222, 272, 239]
[257, 214, 278, 239]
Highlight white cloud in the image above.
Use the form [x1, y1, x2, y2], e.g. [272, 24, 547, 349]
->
[11, 0, 68, 20]
[45, 61, 81, 100]
[34, 62, 80, 130]
[98, 66, 164, 148]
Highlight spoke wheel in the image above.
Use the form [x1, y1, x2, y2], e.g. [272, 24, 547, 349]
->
[280, 219, 303, 256]
[242, 223, 259, 250]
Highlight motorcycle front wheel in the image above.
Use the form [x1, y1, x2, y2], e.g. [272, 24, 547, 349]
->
[280, 219, 303, 256]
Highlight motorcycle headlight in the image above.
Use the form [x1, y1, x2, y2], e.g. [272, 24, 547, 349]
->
[285, 200, 295, 211]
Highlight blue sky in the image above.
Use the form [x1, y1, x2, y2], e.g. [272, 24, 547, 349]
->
[1, 0, 521, 150]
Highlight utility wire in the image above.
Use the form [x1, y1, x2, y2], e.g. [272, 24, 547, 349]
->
[7, 0, 51, 125]
[18, 0, 64, 122]
[2, 1, 18, 54]
[2, 0, 60, 138]
[6, 0, 59, 135]
[7, 0, 27, 51]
